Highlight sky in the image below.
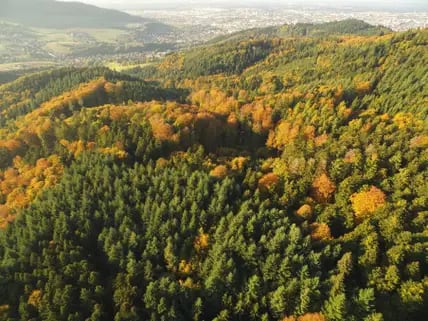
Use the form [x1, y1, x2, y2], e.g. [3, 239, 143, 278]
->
[59, 1, 428, 11]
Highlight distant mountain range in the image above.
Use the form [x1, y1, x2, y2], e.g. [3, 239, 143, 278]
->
[0, 0, 156, 28]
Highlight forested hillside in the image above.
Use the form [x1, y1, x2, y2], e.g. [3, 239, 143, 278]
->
[0, 0, 150, 28]
[0, 23, 427, 321]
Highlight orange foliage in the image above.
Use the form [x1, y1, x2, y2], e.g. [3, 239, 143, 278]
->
[0, 139, 22, 151]
[310, 223, 332, 241]
[258, 173, 280, 191]
[241, 102, 273, 134]
[267, 120, 300, 149]
[350, 186, 386, 222]
[150, 117, 177, 142]
[310, 173, 336, 203]
[0, 155, 63, 227]
[314, 134, 329, 147]
[210, 165, 229, 179]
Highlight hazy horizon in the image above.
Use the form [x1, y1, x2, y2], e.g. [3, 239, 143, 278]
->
[59, 0, 428, 11]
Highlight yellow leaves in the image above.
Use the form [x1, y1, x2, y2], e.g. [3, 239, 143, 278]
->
[28, 289, 42, 308]
[258, 173, 280, 191]
[178, 260, 192, 275]
[178, 277, 199, 289]
[296, 204, 313, 220]
[393, 112, 421, 130]
[310, 223, 332, 241]
[191, 88, 239, 115]
[175, 113, 195, 128]
[310, 173, 336, 203]
[410, 135, 428, 149]
[355, 81, 372, 96]
[316, 55, 332, 68]
[0, 155, 64, 227]
[60, 140, 95, 157]
[194, 229, 209, 252]
[230, 157, 247, 171]
[61, 139, 126, 159]
[350, 186, 386, 222]
[210, 165, 229, 179]
[0, 305, 9, 319]
[98, 146, 128, 159]
[267, 120, 300, 149]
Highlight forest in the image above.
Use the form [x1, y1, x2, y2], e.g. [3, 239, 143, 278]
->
[0, 21, 427, 321]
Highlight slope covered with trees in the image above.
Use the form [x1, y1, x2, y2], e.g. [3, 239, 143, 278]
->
[0, 0, 152, 29]
[0, 22, 427, 321]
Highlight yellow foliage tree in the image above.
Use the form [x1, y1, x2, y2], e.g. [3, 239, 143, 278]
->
[230, 157, 247, 171]
[28, 289, 42, 308]
[296, 204, 313, 220]
[350, 186, 386, 222]
[194, 229, 209, 252]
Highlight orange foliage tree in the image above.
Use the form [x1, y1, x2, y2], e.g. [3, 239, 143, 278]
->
[310, 223, 332, 241]
[210, 165, 229, 179]
[258, 173, 280, 191]
[310, 173, 336, 203]
[0, 155, 64, 227]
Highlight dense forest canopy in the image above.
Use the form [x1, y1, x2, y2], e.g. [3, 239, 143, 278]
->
[0, 20, 427, 321]
[0, 0, 153, 28]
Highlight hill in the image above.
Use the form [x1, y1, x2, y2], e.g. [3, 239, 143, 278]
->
[0, 26, 427, 321]
[0, 0, 154, 28]
[208, 19, 391, 44]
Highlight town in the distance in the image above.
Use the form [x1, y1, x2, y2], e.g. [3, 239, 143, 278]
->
[0, 0, 427, 76]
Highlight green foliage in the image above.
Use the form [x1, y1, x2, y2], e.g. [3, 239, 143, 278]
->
[0, 24, 427, 321]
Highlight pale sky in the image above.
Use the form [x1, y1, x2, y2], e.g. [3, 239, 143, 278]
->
[59, 1, 428, 11]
